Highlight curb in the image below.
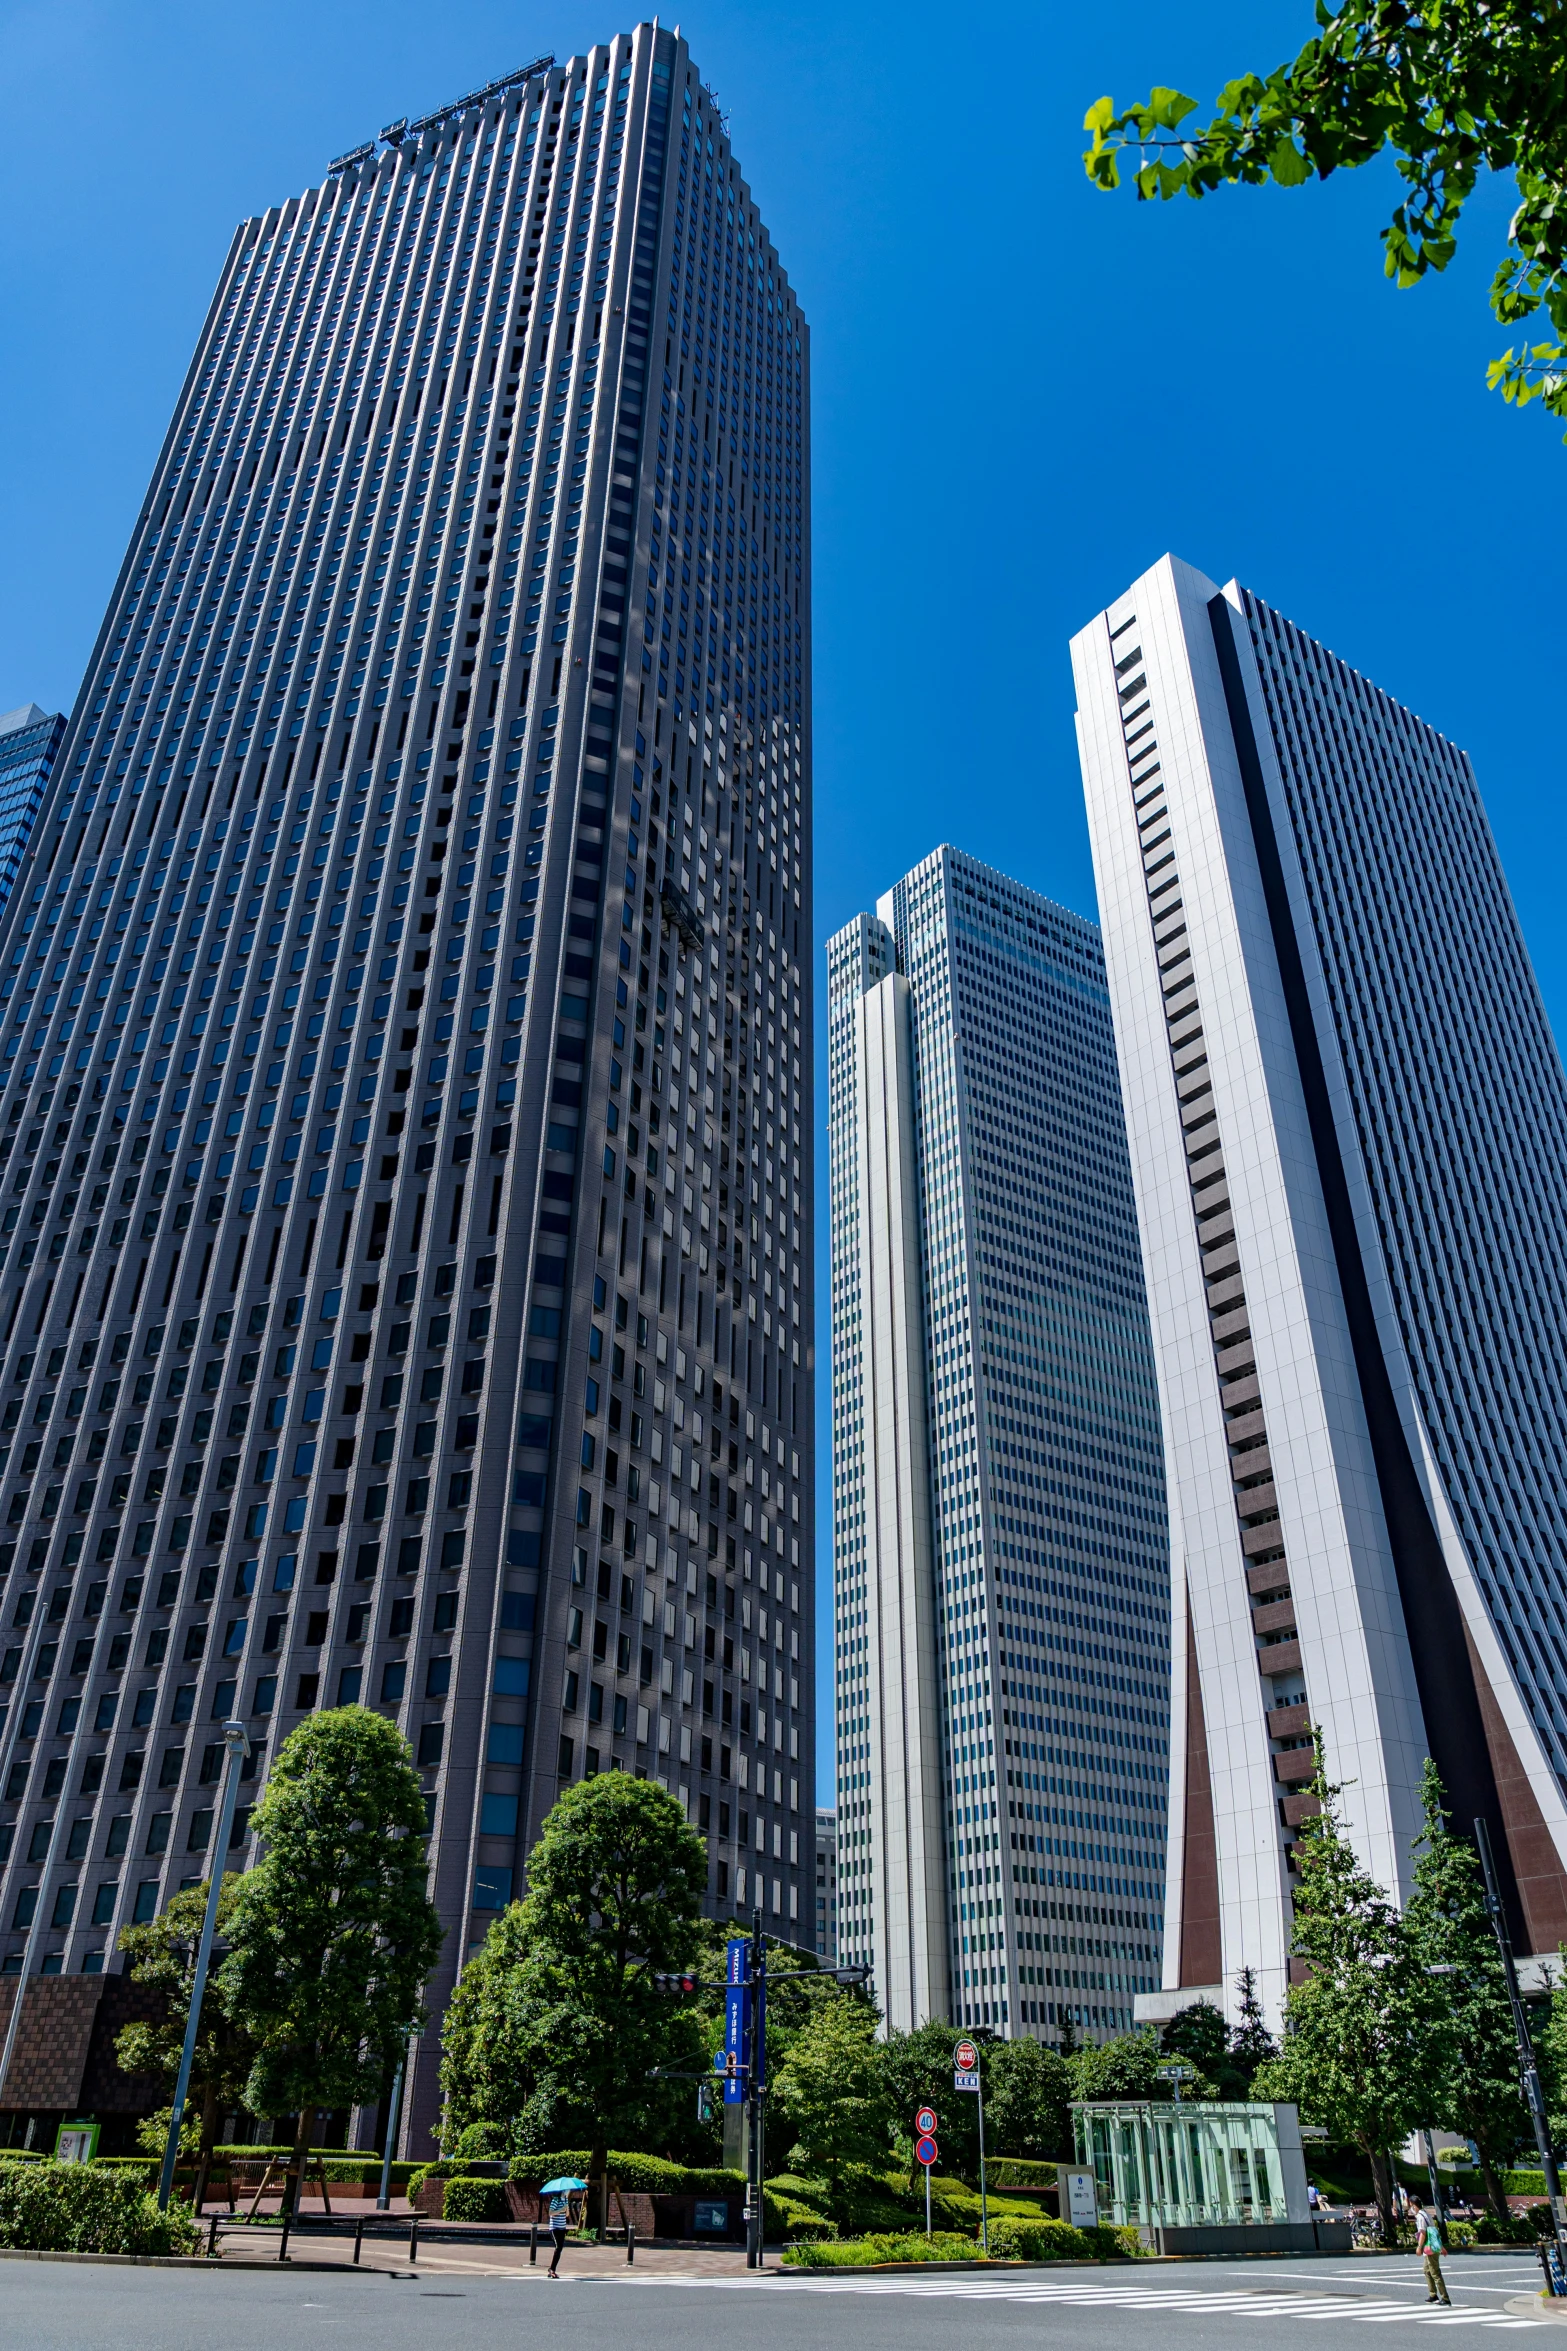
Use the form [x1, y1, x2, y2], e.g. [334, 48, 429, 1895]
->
[0, 2247, 391, 2274]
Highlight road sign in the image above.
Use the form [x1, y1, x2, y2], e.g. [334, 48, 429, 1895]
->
[954, 2038, 979, 2071]
[915, 2134, 938, 2168]
[954, 2069, 979, 2092]
[914, 2106, 938, 2138]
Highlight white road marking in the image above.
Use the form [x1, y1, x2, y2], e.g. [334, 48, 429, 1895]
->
[648, 2271, 1544, 2326]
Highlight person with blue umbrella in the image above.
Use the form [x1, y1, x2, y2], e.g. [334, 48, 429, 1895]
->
[540, 2175, 585, 2276]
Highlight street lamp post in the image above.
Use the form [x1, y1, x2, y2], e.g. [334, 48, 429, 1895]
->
[1474, 1815, 1567, 2288]
[157, 1719, 250, 2212]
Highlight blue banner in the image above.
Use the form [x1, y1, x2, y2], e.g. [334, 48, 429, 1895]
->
[724, 1937, 748, 2105]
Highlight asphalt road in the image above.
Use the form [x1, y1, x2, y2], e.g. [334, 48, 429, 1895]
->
[2, 2251, 1557, 2351]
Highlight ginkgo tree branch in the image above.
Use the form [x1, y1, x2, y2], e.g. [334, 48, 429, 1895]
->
[1083, 1, 1567, 436]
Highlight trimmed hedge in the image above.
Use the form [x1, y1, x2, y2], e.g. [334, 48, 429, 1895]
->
[443, 2175, 510, 2224]
[0, 2160, 199, 2255]
[987, 2160, 1060, 2190]
[508, 2151, 745, 2196]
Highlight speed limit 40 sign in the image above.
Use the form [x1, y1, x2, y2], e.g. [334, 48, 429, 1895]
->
[914, 2106, 938, 2138]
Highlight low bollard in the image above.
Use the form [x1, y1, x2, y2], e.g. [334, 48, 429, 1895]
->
[530, 2220, 538, 2266]
[353, 2214, 365, 2266]
[206, 2212, 220, 2261]
[627, 2223, 635, 2265]
[278, 2210, 292, 2265]
[409, 2215, 419, 2267]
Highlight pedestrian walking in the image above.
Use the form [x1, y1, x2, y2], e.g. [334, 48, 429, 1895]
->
[1418, 2206, 1451, 2305]
[539, 2172, 585, 2278]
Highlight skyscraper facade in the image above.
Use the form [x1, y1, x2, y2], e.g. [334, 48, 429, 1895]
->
[814, 1802, 837, 1959]
[828, 848, 1169, 2041]
[0, 24, 812, 2155]
[1073, 554, 1567, 2026]
[0, 706, 66, 915]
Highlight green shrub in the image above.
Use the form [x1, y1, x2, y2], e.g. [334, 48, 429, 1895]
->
[507, 2151, 745, 2197]
[784, 2231, 982, 2268]
[766, 2193, 839, 2241]
[443, 2175, 509, 2223]
[0, 2160, 199, 2255]
[988, 2159, 1060, 2190]
[453, 2123, 508, 2161]
[987, 2216, 1137, 2261]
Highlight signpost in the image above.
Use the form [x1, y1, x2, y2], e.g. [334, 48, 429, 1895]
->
[952, 2040, 988, 2252]
[1062, 2166, 1099, 2229]
[914, 2112, 939, 2237]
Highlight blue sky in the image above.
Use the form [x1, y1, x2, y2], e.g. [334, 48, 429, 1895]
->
[2, 1, 1562, 1804]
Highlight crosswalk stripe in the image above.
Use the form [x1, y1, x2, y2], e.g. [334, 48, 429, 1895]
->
[653, 2271, 1542, 2327]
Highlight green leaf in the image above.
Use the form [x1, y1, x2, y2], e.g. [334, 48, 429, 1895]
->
[1146, 85, 1199, 131]
[1270, 136, 1313, 187]
[1083, 94, 1117, 135]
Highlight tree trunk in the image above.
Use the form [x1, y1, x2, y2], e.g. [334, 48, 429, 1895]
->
[1478, 2151, 1511, 2224]
[193, 2078, 220, 2216]
[588, 2137, 608, 2238]
[281, 2103, 314, 2221]
[1368, 2147, 1398, 2246]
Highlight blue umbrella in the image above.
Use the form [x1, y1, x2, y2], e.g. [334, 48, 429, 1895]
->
[540, 2176, 587, 2194]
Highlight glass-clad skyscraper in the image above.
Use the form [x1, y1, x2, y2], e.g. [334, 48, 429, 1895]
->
[0, 23, 812, 2156]
[1074, 554, 1567, 2026]
[0, 707, 66, 915]
[828, 848, 1169, 2041]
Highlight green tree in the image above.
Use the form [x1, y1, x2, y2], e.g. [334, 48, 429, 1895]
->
[1082, 2, 1567, 439]
[1251, 1744, 1448, 2243]
[1405, 1760, 1528, 2220]
[1227, 1967, 1279, 2097]
[1159, 2000, 1228, 2098]
[984, 2034, 1074, 2159]
[218, 1707, 443, 2216]
[439, 1772, 710, 2224]
[878, 2019, 981, 2180]
[115, 1874, 257, 2212]
[1073, 2025, 1165, 2102]
[1535, 1949, 1567, 2149]
[774, 1994, 897, 2182]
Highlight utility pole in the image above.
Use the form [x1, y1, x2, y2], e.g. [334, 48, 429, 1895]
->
[1475, 1816, 1567, 2285]
[157, 1720, 249, 2211]
[376, 2035, 412, 2211]
[745, 1902, 767, 2270]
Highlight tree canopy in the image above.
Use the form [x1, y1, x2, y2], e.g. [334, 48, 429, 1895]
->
[1252, 1744, 1449, 2240]
[218, 1707, 442, 2207]
[775, 1995, 897, 2181]
[116, 1873, 256, 2207]
[1405, 1760, 1527, 2219]
[1083, 1, 1567, 437]
[439, 1772, 714, 2194]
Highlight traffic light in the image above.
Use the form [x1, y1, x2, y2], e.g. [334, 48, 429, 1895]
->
[696, 2081, 714, 2123]
[651, 1971, 700, 1994]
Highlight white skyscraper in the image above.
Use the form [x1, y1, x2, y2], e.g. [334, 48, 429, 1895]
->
[1073, 554, 1567, 2029]
[828, 847, 1169, 2042]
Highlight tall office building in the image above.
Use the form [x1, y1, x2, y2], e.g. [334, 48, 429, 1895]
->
[1074, 554, 1567, 2027]
[814, 1803, 837, 1959]
[0, 24, 812, 2157]
[0, 707, 66, 915]
[828, 848, 1169, 2041]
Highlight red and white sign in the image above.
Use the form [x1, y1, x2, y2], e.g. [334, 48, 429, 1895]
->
[954, 2039, 979, 2072]
[915, 2135, 939, 2169]
[914, 2106, 938, 2138]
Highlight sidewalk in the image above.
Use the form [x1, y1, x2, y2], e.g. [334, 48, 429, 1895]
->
[207, 2225, 758, 2280]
